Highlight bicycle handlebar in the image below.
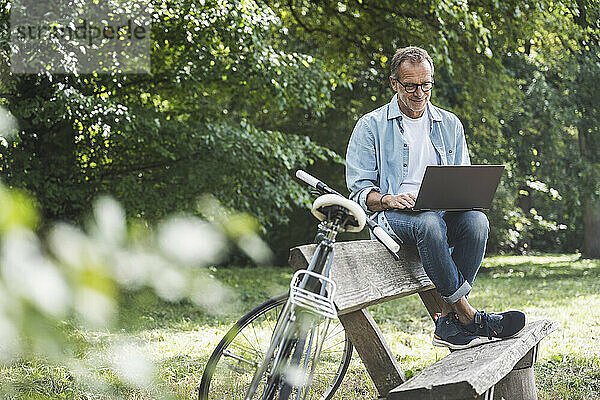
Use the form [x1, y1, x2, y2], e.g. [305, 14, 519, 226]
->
[295, 170, 401, 258]
[296, 170, 342, 196]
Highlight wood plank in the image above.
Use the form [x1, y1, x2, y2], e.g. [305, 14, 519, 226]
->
[512, 344, 538, 370]
[288, 240, 433, 314]
[418, 289, 445, 321]
[338, 309, 406, 396]
[388, 319, 559, 400]
[493, 368, 537, 400]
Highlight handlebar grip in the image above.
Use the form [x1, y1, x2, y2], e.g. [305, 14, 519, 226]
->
[296, 170, 320, 189]
[372, 226, 401, 253]
[296, 170, 342, 196]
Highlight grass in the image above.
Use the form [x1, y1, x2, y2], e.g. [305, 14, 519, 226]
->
[1, 255, 599, 399]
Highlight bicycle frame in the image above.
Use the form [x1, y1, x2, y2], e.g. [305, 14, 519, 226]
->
[243, 170, 400, 400]
[244, 218, 342, 400]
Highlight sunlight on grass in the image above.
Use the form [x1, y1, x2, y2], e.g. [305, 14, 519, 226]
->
[156, 255, 599, 399]
[481, 253, 582, 267]
[4, 255, 599, 399]
[105, 255, 600, 399]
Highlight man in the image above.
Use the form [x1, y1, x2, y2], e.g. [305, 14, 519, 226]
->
[345, 46, 525, 350]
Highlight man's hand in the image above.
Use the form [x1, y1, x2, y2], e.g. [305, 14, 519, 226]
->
[382, 193, 416, 210]
[366, 190, 417, 211]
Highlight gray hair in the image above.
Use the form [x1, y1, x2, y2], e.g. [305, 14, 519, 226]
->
[390, 46, 434, 79]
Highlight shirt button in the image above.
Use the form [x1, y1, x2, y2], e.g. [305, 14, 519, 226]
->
[403, 163, 407, 167]
[404, 144, 407, 147]
[449, 150, 453, 153]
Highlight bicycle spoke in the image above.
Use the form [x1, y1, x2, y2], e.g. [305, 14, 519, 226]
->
[249, 318, 266, 354]
[323, 325, 344, 341]
[239, 330, 265, 359]
[320, 339, 346, 352]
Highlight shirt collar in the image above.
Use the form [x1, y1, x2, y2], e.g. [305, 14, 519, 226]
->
[428, 103, 443, 122]
[387, 94, 402, 120]
[386, 93, 442, 122]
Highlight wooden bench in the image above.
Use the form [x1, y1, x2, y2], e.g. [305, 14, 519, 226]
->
[289, 240, 558, 400]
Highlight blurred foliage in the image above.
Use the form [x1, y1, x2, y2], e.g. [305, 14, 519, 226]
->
[0, 179, 269, 397]
[0, 0, 598, 260]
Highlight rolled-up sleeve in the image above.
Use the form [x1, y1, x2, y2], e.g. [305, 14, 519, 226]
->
[345, 117, 380, 212]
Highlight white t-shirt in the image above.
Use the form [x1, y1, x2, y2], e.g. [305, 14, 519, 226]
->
[398, 109, 439, 195]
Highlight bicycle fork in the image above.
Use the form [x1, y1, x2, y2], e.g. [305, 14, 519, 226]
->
[244, 302, 333, 400]
[246, 245, 337, 400]
[293, 318, 331, 400]
[244, 300, 295, 400]
[273, 313, 332, 400]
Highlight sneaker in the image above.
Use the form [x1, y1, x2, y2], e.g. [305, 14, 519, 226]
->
[463, 310, 526, 339]
[432, 313, 487, 350]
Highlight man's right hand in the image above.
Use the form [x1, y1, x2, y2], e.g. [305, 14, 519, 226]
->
[382, 193, 416, 210]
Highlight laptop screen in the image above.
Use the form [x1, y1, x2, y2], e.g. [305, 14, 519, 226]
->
[411, 165, 504, 211]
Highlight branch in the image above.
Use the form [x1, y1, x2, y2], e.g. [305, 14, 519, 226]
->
[94, 150, 205, 182]
[355, 0, 424, 21]
[285, 0, 375, 54]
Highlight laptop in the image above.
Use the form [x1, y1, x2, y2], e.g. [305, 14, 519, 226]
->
[409, 165, 504, 211]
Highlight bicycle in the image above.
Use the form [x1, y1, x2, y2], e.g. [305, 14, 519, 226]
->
[198, 170, 400, 400]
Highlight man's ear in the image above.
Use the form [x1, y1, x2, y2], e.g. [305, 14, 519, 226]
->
[389, 76, 397, 91]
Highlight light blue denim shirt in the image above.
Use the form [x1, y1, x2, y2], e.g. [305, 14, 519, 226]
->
[345, 94, 471, 240]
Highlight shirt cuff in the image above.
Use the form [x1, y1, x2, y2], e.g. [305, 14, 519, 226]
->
[357, 186, 380, 212]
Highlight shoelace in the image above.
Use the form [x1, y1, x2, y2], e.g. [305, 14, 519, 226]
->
[474, 311, 500, 340]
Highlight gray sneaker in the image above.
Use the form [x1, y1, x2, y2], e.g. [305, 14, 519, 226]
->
[432, 312, 487, 350]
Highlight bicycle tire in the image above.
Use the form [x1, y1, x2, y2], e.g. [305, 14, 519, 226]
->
[198, 294, 352, 400]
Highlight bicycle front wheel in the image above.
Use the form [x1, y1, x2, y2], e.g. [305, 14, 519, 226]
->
[198, 294, 352, 400]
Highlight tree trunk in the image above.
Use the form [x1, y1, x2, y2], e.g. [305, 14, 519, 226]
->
[583, 197, 600, 259]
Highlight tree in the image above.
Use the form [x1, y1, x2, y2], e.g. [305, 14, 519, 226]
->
[1, 0, 596, 259]
[569, 1, 600, 258]
[0, 0, 339, 234]
[263, 0, 567, 252]
[262, 0, 599, 257]
[505, 0, 600, 257]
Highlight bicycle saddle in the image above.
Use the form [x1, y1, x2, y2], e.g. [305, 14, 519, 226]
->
[311, 194, 366, 232]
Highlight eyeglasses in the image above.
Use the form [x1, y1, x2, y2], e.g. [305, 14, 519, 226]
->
[392, 78, 434, 93]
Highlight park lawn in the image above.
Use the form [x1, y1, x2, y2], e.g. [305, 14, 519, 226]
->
[1, 254, 599, 399]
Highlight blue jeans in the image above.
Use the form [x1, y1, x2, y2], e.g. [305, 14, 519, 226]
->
[384, 210, 489, 304]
